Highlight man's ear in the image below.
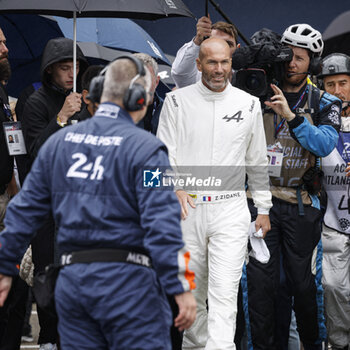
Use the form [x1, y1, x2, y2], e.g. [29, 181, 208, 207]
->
[155, 75, 160, 89]
[46, 65, 52, 74]
[82, 89, 89, 105]
[196, 58, 202, 72]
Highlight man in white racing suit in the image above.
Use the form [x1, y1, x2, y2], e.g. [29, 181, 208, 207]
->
[157, 38, 272, 350]
[319, 53, 350, 350]
[171, 17, 239, 88]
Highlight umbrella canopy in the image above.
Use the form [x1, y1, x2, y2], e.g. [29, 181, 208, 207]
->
[0, 0, 194, 90]
[55, 17, 171, 65]
[0, 14, 64, 97]
[76, 43, 175, 87]
[158, 54, 175, 86]
[323, 10, 350, 57]
[76, 43, 175, 98]
[0, 0, 194, 20]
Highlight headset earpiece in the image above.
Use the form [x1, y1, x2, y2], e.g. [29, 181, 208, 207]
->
[309, 56, 322, 76]
[87, 75, 105, 104]
[87, 55, 146, 109]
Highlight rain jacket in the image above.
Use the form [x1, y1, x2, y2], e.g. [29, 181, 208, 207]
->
[22, 37, 88, 163]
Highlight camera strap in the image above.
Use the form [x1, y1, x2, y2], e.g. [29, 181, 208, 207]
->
[293, 85, 322, 215]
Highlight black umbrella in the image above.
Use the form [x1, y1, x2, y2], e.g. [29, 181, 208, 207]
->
[0, 0, 194, 90]
[323, 10, 350, 57]
[0, 0, 194, 20]
[76, 43, 175, 87]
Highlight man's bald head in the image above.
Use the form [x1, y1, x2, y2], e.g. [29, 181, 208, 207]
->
[199, 38, 231, 61]
[101, 58, 151, 106]
[196, 38, 232, 92]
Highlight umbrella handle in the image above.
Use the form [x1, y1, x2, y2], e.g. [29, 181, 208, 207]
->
[208, 0, 251, 45]
[205, 0, 209, 17]
[73, 11, 77, 93]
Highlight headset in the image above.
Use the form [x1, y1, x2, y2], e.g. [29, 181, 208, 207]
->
[308, 56, 322, 76]
[88, 55, 147, 111]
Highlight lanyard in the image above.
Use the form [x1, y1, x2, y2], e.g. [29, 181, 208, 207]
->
[274, 86, 308, 139]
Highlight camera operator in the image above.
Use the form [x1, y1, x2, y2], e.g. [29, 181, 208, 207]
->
[171, 16, 239, 88]
[246, 24, 341, 350]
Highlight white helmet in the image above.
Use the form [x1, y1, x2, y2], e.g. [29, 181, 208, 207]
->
[281, 24, 323, 55]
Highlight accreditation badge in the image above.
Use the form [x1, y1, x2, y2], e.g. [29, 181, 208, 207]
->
[3, 121, 27, 155]
[267, 142, 283, 177]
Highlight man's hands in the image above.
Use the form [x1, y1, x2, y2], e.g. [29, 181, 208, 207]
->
[346, 162, 350, 177]
[0, 274, 12, 307]
[174, 291, 197, 331]
[176, 190, 196, 220]
[264, 84, 295, 122]
[193, 16, 212, 46]
[57, 92, 82, 123]
[255, 214, 271, 239]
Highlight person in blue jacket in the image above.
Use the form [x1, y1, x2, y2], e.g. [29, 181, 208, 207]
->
[0, 56, 196, 350]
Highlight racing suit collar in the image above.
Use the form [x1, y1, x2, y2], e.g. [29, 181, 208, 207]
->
[197, 80, 231, 101]
[95, 102, 134, 124]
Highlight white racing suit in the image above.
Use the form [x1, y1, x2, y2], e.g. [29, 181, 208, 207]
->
[157, 81, 272, 350]
[321, 117, 350, 349]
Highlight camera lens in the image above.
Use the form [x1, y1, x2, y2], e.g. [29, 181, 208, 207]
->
[246, 73, 261, 91]
[236, 69, 267, 97]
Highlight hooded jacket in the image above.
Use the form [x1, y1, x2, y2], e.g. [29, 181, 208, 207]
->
[22, 37, 88, 165]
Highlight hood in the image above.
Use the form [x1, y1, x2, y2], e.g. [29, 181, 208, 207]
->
[40, 37, 88, 88]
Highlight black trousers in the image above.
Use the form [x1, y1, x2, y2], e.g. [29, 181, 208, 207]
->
[247, 197, 322, 350]
[0, 276, 28, 350]
[31, 216, 59, 345]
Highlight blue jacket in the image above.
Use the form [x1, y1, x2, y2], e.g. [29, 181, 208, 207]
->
[0, 103, 194, 296]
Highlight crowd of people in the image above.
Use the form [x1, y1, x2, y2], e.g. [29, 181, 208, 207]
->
[0, 11, 349, 350]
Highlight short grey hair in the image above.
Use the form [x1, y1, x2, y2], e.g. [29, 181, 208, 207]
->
[133, 52, 158, 77]
[101, 58, 152, 104]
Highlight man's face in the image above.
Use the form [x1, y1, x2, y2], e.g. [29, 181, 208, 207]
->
[0, 29, 9, 60]
[48, 60, 80, 91]
[197, 41, 232, 92]
[211, 29, 237, 56]
[284, 46, 310, 85]
[323, 74, 350, 102]
[0, 28, 10, 81]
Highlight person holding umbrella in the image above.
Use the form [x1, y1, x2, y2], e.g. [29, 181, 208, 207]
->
[20, 37, 88, 350]
[171, 16, 239, 88]
[318, 53, 350, 350]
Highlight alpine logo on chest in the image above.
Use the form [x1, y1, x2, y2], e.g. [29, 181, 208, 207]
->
[222, 110, 243, 123]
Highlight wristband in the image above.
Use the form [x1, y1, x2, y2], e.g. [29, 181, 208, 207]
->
[56, 115, 67, 127]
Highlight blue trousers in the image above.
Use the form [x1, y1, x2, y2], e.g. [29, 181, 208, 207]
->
[55, 262, 172, 350]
